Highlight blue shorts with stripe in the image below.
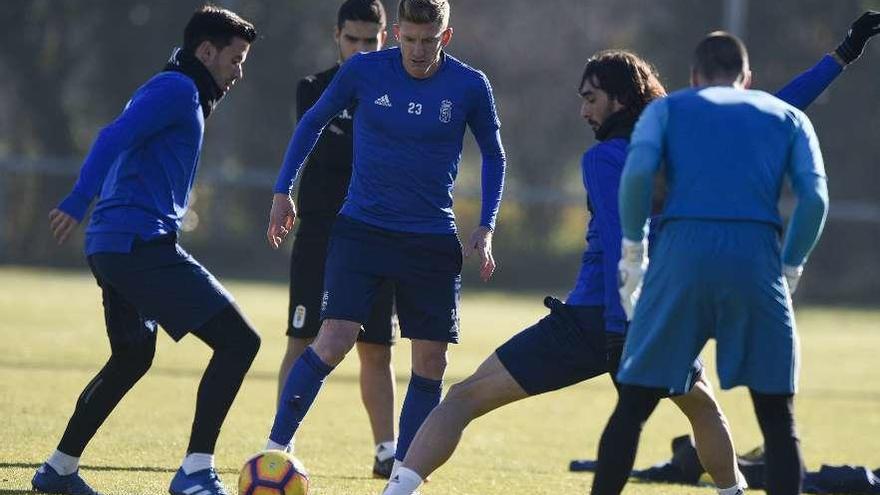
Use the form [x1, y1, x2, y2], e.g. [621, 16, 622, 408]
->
[88, 235, 234, 345]
[617, 220, 798, 395]
[321, 215, 462, 343]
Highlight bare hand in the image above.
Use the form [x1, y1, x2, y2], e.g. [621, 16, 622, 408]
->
[462, 225, 495, 282]
[267, 193, 296, 249]
[48, 208, 79, 245]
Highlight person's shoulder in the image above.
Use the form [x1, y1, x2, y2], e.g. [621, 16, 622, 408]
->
[150, 71, 197, 93]
[585, 139, 627, 165]
[445, 53, 492, 85]
[300, 65, 339, 90]
[354, 47, 401, 65]
[744, 89, 811, 126]
[141, 72, 199, 106]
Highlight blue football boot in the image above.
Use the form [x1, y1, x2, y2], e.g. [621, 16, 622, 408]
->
[32, 463, 102, 495]
[168, 467, 228, 495]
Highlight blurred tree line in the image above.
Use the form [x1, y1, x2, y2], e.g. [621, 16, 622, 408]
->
[0, 0, 878, 303]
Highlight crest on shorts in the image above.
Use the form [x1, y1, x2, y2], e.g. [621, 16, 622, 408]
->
[292, 305, 307, 329]
[439, 99, 452, 123]
[321, 291, 329, 312]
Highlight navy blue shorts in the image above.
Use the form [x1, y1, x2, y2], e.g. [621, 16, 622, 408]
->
[322, 215, 462, 343]
[496, 298, 703, 397]
[88, 235, 233, 344]
[288, 232, 397, 345]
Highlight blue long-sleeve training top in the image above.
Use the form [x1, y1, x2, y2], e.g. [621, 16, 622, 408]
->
[274, 47, 506, 234]
[57, 71, 204, 255]
[567, 54, 839, 330]
[620, 87, 828, 267]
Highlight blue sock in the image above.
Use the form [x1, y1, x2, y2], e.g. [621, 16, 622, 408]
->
[395, 372, 443, 461]
[269, 347, 334, 446]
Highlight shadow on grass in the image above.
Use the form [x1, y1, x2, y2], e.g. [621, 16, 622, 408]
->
[0, 462, 237, 475]
[0, 361, 470, 385]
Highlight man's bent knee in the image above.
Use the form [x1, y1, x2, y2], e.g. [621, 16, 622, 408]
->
[312, 319, 361, 366]
[357, 342, 392, 369]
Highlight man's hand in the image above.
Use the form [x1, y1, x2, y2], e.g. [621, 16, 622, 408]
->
[783, 264, 804, 295]
[463, 226, 495, 282]
[835, 11, 880, 65]
[267, 193, 296, 249]
[618, 238, 648, 320]
[48, 208, 79, 245]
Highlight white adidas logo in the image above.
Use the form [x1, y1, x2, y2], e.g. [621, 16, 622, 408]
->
[374, 94, 392, 107]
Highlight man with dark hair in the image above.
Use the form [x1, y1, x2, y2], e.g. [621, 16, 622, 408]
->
[592, 13, 880, 495]
[277, 0, 398, 479]
[264, 0, 506, 481]
[34, 5, 257, 495]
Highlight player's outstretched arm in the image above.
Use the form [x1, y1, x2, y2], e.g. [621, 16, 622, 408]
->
[835, 11, 880, 65]
[775, 11, 880, 110]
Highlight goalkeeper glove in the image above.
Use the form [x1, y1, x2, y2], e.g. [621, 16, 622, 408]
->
[783, 264, 803, 295]
[618, 238, 648, 320]
[835, 11, 880, 65]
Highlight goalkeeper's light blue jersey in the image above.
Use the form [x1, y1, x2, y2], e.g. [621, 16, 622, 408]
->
[620, 86, 828, 267]
[274, 47, 506, 234]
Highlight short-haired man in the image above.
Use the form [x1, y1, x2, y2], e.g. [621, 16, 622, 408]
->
[277, 0, 398, 478]
[34, 6, 258, 495]
[591, 32, 830, 495]
[265, 0, 506, 479]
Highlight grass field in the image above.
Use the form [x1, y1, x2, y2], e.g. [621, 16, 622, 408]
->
[1, 266, 878, 495]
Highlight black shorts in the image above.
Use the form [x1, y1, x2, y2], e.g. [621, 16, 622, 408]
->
[288, 231, 397, 346]
[496, 297, 703, 397]
[88, 235, 233, 344]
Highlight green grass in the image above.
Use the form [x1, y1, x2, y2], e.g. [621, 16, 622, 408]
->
[1, 266, 878, 494]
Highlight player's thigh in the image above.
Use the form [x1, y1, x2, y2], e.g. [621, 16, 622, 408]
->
[88, 238, 232, 341]
[87, 257, 157, 352]
[495, 303, 608, 396]
[618, 239, 712, 394]
[394, 234, 462, 344]
[669, 369, 722, 419]
[709, 223, 797, 394]
[441, 353, 529, 418]
[321, 218, 392, 326]
[287, 235, 329, 339]
[359, 279, 397, 346]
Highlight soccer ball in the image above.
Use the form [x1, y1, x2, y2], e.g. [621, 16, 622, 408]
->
[238, 450, 309, 495]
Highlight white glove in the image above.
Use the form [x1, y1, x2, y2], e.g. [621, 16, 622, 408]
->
[783, 264, 804, 295]
[619, 238, 648, 320]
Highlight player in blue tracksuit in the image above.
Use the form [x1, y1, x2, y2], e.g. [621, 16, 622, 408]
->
[591, 32, 836, 495]
[263, 0, 506, 475]
[380, 38, 854, 493]
[33, 7, 258, 495]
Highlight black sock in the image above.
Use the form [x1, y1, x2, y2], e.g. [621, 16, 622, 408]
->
[186, 304, 261, 454]
[591, 385, 664, 495]
[750, 390, 803, 495]
[57, 336, 157, 456]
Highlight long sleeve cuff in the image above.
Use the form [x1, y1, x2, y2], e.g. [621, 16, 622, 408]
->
[58, 190, 92, 222]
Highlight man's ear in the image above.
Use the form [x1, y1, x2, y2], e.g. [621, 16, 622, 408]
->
[194, 40, 217, 65]
[741, 69, 753, 89]
[440, 26, 453, 47]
